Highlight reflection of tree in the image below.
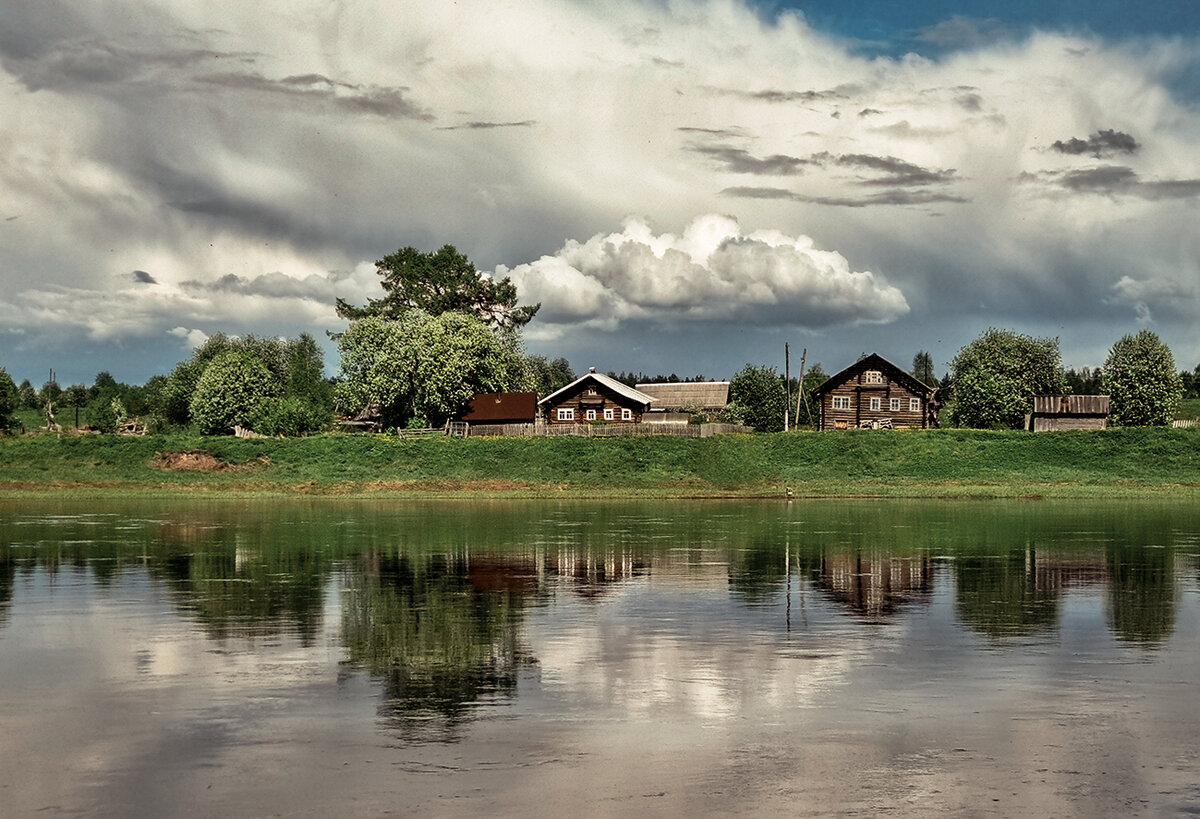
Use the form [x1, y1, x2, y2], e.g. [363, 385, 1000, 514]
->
[1106, 546, 1177, 646]
[815, 551, 932, 621]
[727, 541, 789, 605]
[341, 552, 529, 741]
[0, 544, 13, 629]
[955, 548, 1061, 638]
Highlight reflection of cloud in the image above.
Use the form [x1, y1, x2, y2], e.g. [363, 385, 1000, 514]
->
[502, 214, 909, 330]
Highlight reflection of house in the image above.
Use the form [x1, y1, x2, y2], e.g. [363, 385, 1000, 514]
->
[460, 392, 538, 426]
[538, 368, 656, 424]
[813, 353, 937, 430]
[1027, 395, 1110, 431]
[817, 553, 932, 620]
[636, 381, 730, 424]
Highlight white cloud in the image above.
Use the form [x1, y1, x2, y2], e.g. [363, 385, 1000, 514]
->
[502, 214, 909, 333]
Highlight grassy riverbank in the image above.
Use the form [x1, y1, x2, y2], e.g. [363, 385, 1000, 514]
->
[1, 427, 1198, 499]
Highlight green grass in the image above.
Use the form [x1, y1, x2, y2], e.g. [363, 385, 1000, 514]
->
[1178, 398, 1200, 420]
[1, 426, 1199, 499]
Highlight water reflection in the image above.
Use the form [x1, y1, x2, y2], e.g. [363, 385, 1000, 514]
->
[0, 499, 1197, 724]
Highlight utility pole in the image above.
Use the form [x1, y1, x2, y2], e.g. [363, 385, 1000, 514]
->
[795, 347, 808, 429]
[784, 342, 790, 432]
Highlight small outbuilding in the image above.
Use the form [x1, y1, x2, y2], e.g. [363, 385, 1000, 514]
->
[539, 368, 656, 424]
[1026, 395, 1110, 431]
[813, 353, 938, 430]
[460, 392, 538, 426]
[635, 381, 730, 424]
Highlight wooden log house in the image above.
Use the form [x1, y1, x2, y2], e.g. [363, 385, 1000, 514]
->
[1026, 395, 1110, 431]
[813, 353, 938, 430]
[538, 368, 656, 424]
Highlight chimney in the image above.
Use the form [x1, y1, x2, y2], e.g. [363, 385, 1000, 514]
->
[589, 366, 596, 373]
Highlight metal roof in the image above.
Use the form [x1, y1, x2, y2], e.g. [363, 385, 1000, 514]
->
[461, 392, 538, 422]
[635, 381, 731, 409]
[538, 370, 657, 407]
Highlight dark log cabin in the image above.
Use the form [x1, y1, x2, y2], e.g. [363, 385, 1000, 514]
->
[813, 353, 938, 430]
[538, 368, 655, 424]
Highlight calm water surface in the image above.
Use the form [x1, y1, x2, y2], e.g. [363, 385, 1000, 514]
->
[1, 498, 1198, 817]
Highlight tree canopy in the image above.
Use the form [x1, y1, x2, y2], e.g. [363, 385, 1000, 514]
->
[723, 364, 785, 432]
[335, 312, 531, 428]
[189, 351, 278, 435]
[911, 351, 938, 387]
[0, 368, 18, 431]
[336, 244, 539, 332]
[948, 328, 1065, 429]
[1102, 330, 1182, 426]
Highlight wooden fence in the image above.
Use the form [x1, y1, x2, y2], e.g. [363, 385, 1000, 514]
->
[1172, 419, 1199, 428]
[464, 422, 753, 438]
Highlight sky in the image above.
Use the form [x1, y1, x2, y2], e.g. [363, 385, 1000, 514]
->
[2, 0, 1199, 386]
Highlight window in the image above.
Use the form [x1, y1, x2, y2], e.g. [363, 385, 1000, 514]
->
[832, 395, 851, 410]
[604, 408, 614, 420]
[864, 370, 883, 384]
[870, 397, 881, 411]
[621, 408, 632, 421]
[586, 409, 596, 420]
[890, 398, 900, 412]
[557, 408, 575, 421]
[586, 388, 597, 395]
[910, 398, 921, 412]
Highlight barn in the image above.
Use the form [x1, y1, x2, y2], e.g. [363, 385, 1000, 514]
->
[635, 381, 730, 424]
[1027, 395, 1110, 431]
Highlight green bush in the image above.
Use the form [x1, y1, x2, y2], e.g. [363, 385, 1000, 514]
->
[190, 351, 277, 435]
[251, 396, 333, 437]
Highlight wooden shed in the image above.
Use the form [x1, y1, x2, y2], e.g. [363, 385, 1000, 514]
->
[538, 368, 656, 424]
[460, 392, 538, 425]
[813, 353, 938, 430]
[1027, 395, 1110, 431]
[635, 381, 730, 424]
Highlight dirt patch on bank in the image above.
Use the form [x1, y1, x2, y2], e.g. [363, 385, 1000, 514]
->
[151, 451, 271, 472]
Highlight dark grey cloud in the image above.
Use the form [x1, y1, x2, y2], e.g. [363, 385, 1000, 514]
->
[131, 270, 157, 284]
[196, 71, 431, 119]
[858, 108, 883, 117]
[677, 126, 744, 137]
[1021, 166, 1200, 200]
[814, 152, 959, 187]
[709, 84, 859, 105]
[955, 92, 983, 112]
[688, 145, 809, 176]
[1051, 129, 1140, 158]
[438, 120, 537, 131]
[721, 186, 968, 208]
[180, 271, 339, 301]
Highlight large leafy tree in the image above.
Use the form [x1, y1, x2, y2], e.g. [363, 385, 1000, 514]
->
[948, 328, 1065, 429]
[336, 245, 539, 331]
[722, 364, 785, 432]
[1102, 330, 1182, 426]
[189, 351, 278, 435]
[525, 355, 575, 398]
[336, 312, 530, 428]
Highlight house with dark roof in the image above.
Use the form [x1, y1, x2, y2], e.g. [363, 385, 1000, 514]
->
[1027, 395, 1110, 431]
[813, 353, 938, 430]
[538, 368, 656, 424]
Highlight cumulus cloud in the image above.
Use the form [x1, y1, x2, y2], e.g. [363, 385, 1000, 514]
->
[501, 214, 909, 332]
[1106, 276, 1197, 322]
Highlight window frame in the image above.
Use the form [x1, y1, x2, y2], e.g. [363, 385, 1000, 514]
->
[909, 398, 921, 413]
[603, 408, 614, 420]
[621, 408, 633, 421]
[890, 397, 901, 412]
[557, 407, 575, 421]
[869, 397, 881, 412]
[832, 395, 852, 411]
[864, 370, 884, 384]
[585, 409, 596, 421]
